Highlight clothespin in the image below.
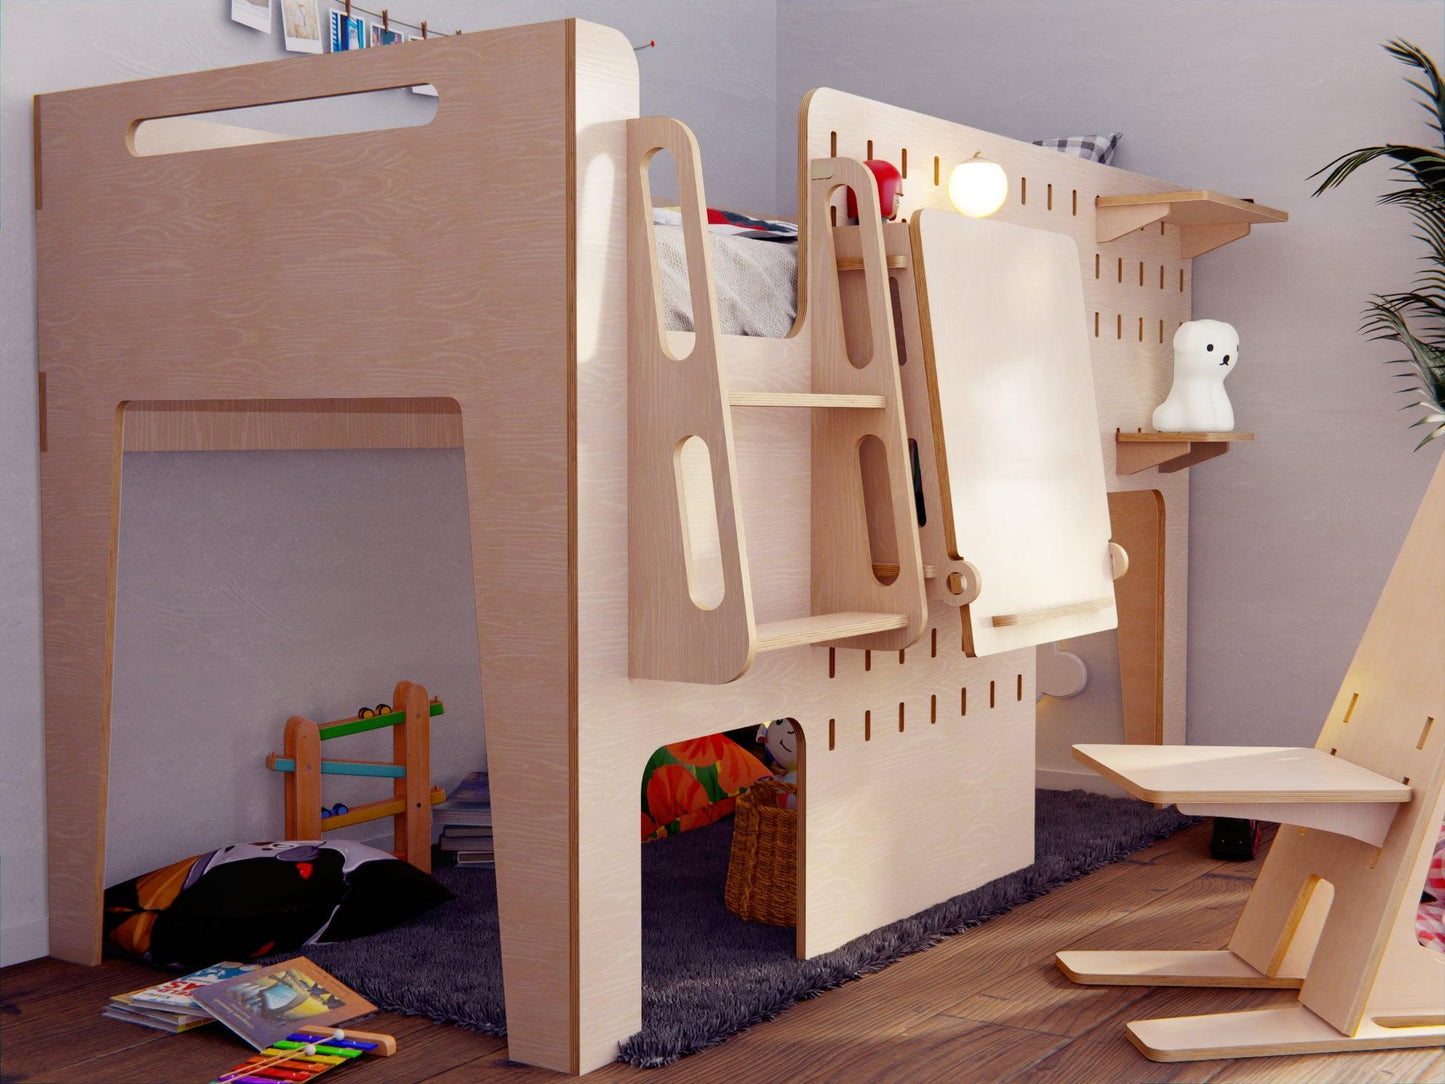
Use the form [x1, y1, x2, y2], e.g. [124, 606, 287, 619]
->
[420, 20, 427, 39]
[344, 0, 350, 17]
[382, 9, 388, 31]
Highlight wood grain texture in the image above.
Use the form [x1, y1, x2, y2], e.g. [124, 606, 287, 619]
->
[1071, 745, 1414, 804]
[808, 163, 928, 651]
[575, 89, 1043, 1074]
[1109, 489, 1165, 743]
[35, 19, 585, 1073]
[1063, 454, 1445, 1059]
[627, 113, 755, 684]
[911, 210, 1118, 656]
[121, 398, 462, 452]
[391, 680, 433, 871]
[1095, 191, 1288, 260]
[7, 823, 1442, 1083]
[796, 88, 1201, 768]
[1115, 429, 1254, 475]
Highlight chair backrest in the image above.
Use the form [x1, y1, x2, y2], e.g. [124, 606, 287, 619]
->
[1229, 453, 1445, 1033]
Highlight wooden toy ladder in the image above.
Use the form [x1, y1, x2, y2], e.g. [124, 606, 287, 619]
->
[628, 116, 927, 683]
[267, 680, 445, 872]
[1056, 454, 1445, 1060]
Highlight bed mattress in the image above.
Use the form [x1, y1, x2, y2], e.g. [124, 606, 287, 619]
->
[652, 208, 798, 337]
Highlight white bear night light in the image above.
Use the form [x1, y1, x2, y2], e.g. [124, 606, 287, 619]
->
[1152, 319, 1239, 432]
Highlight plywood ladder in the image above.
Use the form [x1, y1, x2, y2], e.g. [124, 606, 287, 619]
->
[627, 116, 926, 682]
[1057, 453, 1445, 1061]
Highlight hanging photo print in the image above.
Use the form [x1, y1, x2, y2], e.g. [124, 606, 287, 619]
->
[371, 24, 407, 46]
[329, 7, 366, 50]
[281, 0, 323, 53]
[230, 0, 273, 32]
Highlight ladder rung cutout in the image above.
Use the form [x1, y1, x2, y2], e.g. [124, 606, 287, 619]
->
[318, 699, 444, 740]
[319, 786, 444, 830]
[755, 611, 908, 653]
[266, 756, 407, 778]
[727, 392, 886, 409]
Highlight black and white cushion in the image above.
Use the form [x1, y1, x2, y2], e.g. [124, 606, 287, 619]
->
[1032, 132, 1123, 166]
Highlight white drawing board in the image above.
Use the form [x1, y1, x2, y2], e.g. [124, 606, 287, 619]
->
[911, 209, 1117, 655]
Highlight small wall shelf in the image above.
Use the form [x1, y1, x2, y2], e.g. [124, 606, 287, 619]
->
[1115, 429, 1254, 474]
[1096, 191, 1287, 258]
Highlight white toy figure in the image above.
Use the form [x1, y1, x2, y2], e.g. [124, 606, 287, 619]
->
[1152, 319, 1239, 432]
[756, 718, 799, 809]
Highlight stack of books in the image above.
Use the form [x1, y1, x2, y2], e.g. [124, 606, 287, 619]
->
[433, 769, 494, 866]
[104, 962, 258, 1032]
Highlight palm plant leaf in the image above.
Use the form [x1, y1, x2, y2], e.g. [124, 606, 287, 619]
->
[1312, 38, 1445, 447]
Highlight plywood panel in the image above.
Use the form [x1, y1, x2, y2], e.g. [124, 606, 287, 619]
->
[912, 211, 1117, 656]
[35, 21, 581, 1074]
[797, 88, 1197, 776]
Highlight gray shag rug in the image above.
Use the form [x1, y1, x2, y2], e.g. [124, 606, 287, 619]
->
[293, 790, 1194, 1068]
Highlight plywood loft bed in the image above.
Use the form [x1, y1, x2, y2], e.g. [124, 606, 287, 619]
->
[35, 19, 1285, 1074]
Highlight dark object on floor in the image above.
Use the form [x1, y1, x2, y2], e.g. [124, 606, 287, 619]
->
[284, 790, 1194, 1068]
[1210, 816, 1262, 860]
[104, 839, 454, 969]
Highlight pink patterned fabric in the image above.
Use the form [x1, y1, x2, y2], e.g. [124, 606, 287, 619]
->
[1417, 818, 1445, 952]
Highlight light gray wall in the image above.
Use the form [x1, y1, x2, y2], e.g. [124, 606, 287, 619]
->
[4, 0, 1441, 967]
[777, 0, 1443, 748]
[0, 0, 777, 965]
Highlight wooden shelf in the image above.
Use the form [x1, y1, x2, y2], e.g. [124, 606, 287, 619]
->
[1072, 743, 1411, 846]
[728, 392, 885, 409]
[836, 254, 908, 271]
[1115, 429, 1253, 475]
[1096, 191, 1287, 258]
[755, 611, 908, 652]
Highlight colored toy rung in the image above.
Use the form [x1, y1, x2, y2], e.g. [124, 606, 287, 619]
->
[292, 1026, 397, 1056]
[319, 785, 444, 830]
[268, 1042, 361, 1059]
[317, 700, 444, 741]
[283, 1034, 377, 1052]
[266, 756, 407, 779]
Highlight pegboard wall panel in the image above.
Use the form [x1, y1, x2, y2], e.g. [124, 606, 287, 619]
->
[801, 89, 1195, 777]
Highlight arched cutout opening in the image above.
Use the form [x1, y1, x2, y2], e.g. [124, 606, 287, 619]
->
[833, 182, 876, 369]
[130, 88, 439, 157]
[643, 147, 703, 350]
[637, 720, 804, 987]
[106, 397, 485, 887]
[859, 435, 899, 584]
[674, 435, 724, 610]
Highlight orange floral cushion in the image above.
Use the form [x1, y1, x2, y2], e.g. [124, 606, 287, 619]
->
[640, 735, 772, 842]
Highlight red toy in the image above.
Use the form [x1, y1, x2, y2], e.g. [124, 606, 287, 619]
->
[846, 159, 904, 220]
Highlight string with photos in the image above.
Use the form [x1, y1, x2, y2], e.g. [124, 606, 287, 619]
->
[339, 0, 459, 37]
[334, 5, 657, 49]
[212, 1025, 397, 1084]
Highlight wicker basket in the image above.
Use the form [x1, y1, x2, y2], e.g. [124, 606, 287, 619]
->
[724, 777, 797, 926]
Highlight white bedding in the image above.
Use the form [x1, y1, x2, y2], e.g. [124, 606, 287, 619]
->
[652, 211, 798, 338]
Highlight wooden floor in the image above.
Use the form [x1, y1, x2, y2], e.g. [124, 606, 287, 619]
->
[3, 822, 1442, 1084]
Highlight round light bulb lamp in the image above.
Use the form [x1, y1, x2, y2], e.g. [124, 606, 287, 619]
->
[948, 153, 1009, 218]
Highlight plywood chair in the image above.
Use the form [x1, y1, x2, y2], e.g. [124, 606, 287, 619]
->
[1056, 453, 1445, 1060]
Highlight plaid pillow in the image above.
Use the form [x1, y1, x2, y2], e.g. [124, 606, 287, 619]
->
[1033, 132, 1123, 166]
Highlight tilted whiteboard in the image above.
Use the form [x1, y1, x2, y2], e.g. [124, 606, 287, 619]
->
[911, 209, 1117, 655]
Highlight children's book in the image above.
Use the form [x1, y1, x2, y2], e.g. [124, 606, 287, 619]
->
[121, 961, 259, 1012]
[192, 957, 376, 1051]
[102, 1002, 214, 1033]
[446, 769, 489, 804]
